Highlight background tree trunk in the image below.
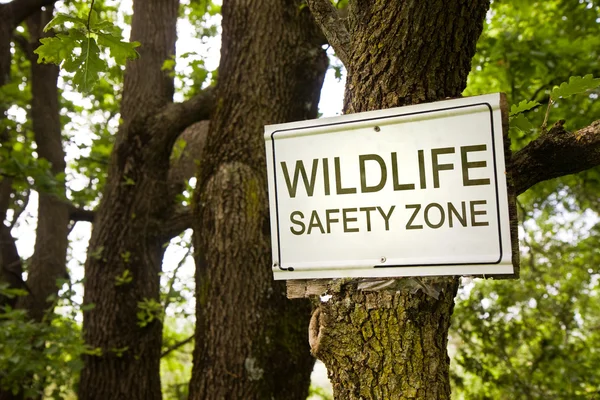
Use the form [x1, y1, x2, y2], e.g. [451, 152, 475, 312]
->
[0, 0, 57, 308]
[15, 7, 68, 323]
[310, 1, 489, 399]
[78, 0, 182, 398]
[188, 0, 327, 398]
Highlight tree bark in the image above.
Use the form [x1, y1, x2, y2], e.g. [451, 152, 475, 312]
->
[308, 1, 489, 399]
[188, 0, 327, 399]
[77, 0, 207, 398]
[14, 8, 68, 323]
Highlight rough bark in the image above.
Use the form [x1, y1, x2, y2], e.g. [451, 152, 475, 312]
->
[78, 0, 213, 398]
[306, 0, 350, 67]
[311, 280, 459, 399]
[512, 119, 600, 196]
[188, 0, 327, 398]
[308, 1, 489, 399]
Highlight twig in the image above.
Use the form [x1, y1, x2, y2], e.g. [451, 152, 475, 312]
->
[541, 97, 553, 133]
[86, 0, 96, 30]
[162, 244, 192, 313]
[161, 334, 194, 358]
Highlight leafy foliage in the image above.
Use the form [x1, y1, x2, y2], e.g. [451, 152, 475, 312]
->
[34, 10, 140, 92]
[509, 99, 540, 117]
[137, 298, 164, 328]
[452, 200, 600, 398]
[551, 74, 600, 100]
[454, 0, 600, 397]
[0, 286, 86, 399]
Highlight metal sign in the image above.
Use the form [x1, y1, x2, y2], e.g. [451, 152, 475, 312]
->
[265, 94, 515, 280]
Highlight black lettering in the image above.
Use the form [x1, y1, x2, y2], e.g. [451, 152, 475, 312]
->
[461, 145, 491, 186]
[424, 203, 445, 229]
[307, 210, 325, 234]
[290, 211, 305, 235]
[360, 207, 376, 231]
[418, 150, 426, 189]
[342, 208, 359, 233]
[281, 159, 319, 198]
[391, 152, 415, 191]
[334, 157, 357, 195]
[470, 200, 489, 226]
[325, 209, 339, 233]
[447, 202, 467, 228]
[377, 206, 395, 231]
[405, 204, 423, 230]
[431, 147, 455, 188]
[359, 154, 387, 193]
[323, 158, 331, 195]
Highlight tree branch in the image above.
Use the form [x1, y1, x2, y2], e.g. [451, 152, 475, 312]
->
[149, 87, 214, 151]
[168, 120, 208, 199]
[306, 0, 351, 67]
[512, 119, 600, 195]
[160, 207, 192, 241]
[11, 33, 32, 58]
[161, 334, 194, 358]
[68, 204, 96, 223]
[4, 0, 56, 27]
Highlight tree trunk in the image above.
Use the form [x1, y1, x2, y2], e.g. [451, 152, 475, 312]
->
[15, 8, 68, 323]
[310, 1, 489, 399]
[188, 0, 327, 399]
[78, 0, 180, 399]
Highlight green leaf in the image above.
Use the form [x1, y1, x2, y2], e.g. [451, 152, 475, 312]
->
[90, 20, 121, 35]
[509, 113, 534, 134]
[97, 32, 140, 65]
[161, 58, 176, 72]
[88, 9, 99, 28]
[43, 13, 87, 32]
[34, 34, 78, 65]
[12, 142, 24, 152]
[509, 100, 540, 117]
[550, 74, 600, 100]
[70, 37, 107, 93]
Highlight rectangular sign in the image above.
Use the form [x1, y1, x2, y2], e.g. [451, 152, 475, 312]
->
[265, 93, 516, 280]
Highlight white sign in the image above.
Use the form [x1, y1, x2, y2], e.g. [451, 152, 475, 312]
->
[265, 94, 514, 280]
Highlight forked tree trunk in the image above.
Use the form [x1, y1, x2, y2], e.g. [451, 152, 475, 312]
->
[310, 1, 489, 399]
[188, 0, 327, 398]
[78, 0, 179, 398]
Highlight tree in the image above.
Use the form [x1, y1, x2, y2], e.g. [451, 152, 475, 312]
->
[2, 0, 600, 399]
[3, 0, 328, 399]
[188, 0, 327, 398]
[451, 1, 600, 397]
[299, 0, 600, 398]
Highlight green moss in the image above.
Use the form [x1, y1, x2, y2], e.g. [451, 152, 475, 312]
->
[361, 321, 374, 340]
[245, 176, 261, 220]
[351, 305, 368, 326]
[197, 276, 210, 307]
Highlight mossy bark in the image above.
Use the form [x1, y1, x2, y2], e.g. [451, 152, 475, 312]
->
[313, 280, 459, 399]
[188, 0, 327, 399]
[312, 1, 490, 399]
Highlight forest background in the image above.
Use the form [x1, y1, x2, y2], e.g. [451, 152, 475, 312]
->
[1, 0, 600, 399]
